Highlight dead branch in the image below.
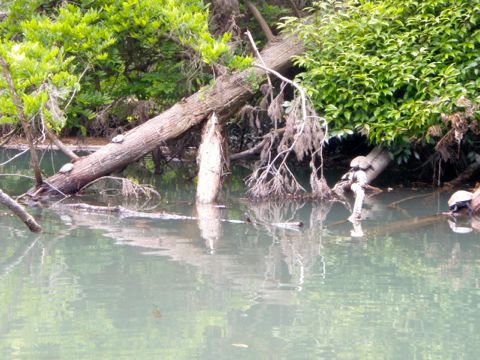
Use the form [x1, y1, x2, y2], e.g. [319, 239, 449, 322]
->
[444, 155, 480, 188]
[245, 1, 275, 42]
[35, 34, 304, 197]
[367, 214, 446, 236]
[284, 0, 303, 17]
[0, 148, 29, 167]
[55, 203, 195, 220]
[54, 202, 303, 230]
[0, 126, 20, 147]
[230, 127, 285, 161]
[244, 35, 328, 199]
[0, 188, 42, 232]
[246, 30, 274, 105]
[79, 176, 161, 203]
[387, 193, 436, 210]
[0, 55, 43, 185]
[44, 127, 81, 162]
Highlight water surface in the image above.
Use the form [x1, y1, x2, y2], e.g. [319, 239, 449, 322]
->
[0, 150, 478, 359]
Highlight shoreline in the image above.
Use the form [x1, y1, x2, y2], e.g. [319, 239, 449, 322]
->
[1, 137, 108, 153]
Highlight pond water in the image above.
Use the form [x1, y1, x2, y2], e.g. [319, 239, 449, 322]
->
[0, 150, 479, 359]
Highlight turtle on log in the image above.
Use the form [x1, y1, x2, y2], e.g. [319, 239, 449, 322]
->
[111, 134, 125, 144]
[349, 156, 372, 171]
[448, 190, 473, 214]
[59, 163, 74, 174]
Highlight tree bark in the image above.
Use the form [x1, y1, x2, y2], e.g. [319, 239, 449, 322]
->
[472, 188, 480, 215]
[0, 189, 42, 232]
[364, 147, 391, 184]
[35, 35, 304, 196]
[196, 113, 225, 204]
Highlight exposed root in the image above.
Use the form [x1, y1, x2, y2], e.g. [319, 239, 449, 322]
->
[246, 200, 305, 232]
[79, 176, 161, 205]
[309, 148, 332, 200]
[435, 96, 478, 162]
[242, 31, 329, 200]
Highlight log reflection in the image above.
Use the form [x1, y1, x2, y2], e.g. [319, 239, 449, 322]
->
[196, 203, 222, 254]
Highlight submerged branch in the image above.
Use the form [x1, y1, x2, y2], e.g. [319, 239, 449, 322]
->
[80, 176, 161, 201]
[0, 189, 42, 232]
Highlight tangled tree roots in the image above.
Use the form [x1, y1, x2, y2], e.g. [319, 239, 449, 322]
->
[242, 31, 330, 200]
[79, 176, 161, 208]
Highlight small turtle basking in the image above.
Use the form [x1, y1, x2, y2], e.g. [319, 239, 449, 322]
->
[448, 190, 473, 213]
[111, 134, 125, 144]
[59, 162, 74, 174]
[350, 156, 372, 171]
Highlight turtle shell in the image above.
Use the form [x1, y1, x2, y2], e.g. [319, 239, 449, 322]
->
[111, 134, 125, 144]
[350, 156, 370, 170]
[448, 190, 473, 208]
[59, 162, 74, 174]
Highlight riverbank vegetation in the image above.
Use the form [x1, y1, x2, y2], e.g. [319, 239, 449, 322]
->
[1, 0, 479, 203]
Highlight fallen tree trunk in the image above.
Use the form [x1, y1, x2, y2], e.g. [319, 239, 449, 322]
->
[34, 35, 304, 197]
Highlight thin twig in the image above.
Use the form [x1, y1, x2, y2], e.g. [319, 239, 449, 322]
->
[0, 148, 29, 167]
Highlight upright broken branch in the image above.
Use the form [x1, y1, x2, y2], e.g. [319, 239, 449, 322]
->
[196, 113, 226, 204]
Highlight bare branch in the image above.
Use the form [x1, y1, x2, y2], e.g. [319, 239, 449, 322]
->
[245, 1, 275, 42]
[0, 55, 43, 185]
[0, 188, 42, 232]
[44, 126, 80, 162]
[243, 35, 328, 199]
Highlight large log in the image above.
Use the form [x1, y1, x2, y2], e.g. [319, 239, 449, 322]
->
[35, 35, 304, 196]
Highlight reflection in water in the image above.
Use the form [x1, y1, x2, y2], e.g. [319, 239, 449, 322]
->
[0, 168, 479, 358]
[196, 203, 222, 254]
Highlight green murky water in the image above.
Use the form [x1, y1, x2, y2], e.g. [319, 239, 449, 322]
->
[0, 150, 479, 359]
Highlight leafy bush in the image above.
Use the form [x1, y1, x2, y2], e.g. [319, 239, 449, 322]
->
[283, 0, 480, 149]
[0, 0, 237, 133]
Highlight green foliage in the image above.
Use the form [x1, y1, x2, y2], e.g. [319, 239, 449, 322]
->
[0, 40, 77, 130]
[0, 0, 235, 133]
[284, 0, 480, 148]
